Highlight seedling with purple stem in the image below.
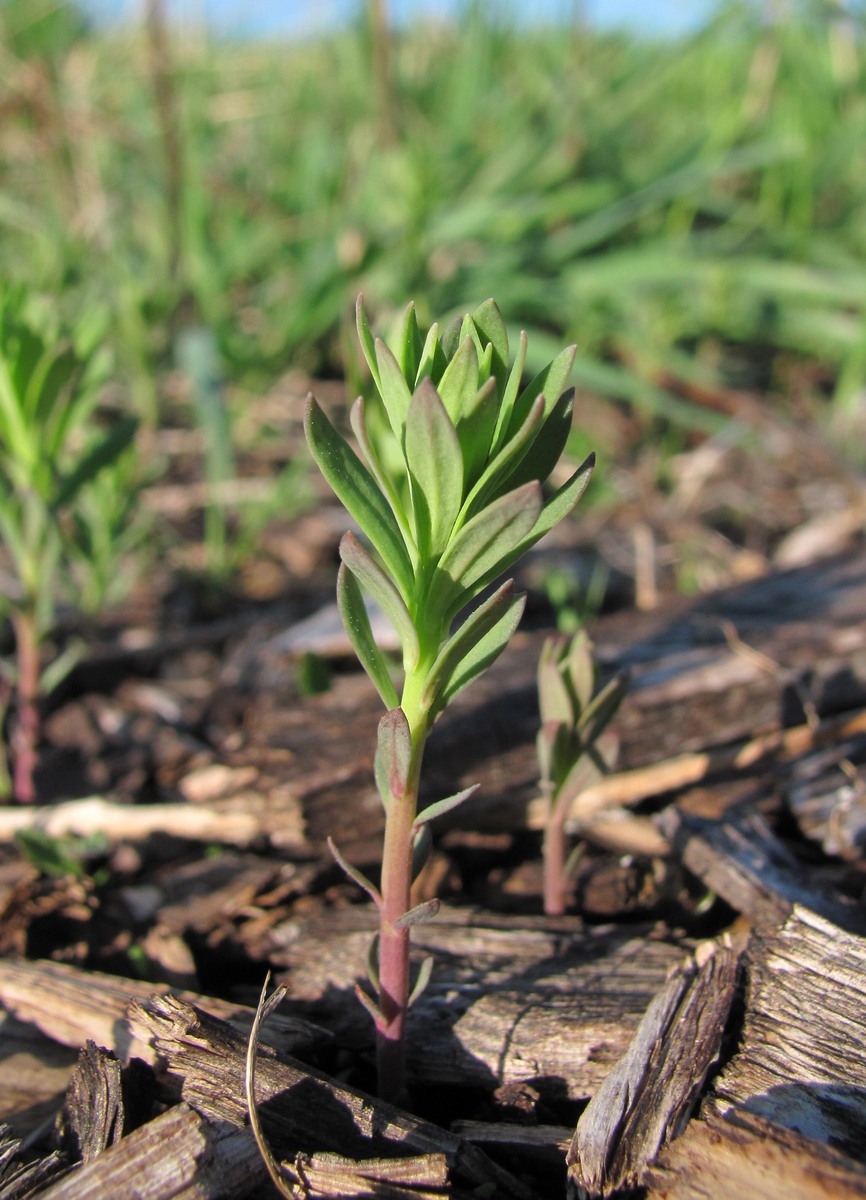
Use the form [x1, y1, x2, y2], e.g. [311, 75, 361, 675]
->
[536, 630, 626, 916]
[305, 295, 594, 1101]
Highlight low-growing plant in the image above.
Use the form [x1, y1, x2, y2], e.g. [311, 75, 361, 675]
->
[0, 290, 138, 802]
[536, 630, 626, 916]
[304, 294, 595, 1100]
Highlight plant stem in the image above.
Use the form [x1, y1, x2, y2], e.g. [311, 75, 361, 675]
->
[11, 610, 40, 805]
[375, 679, 428, 1103]
[543, 810, 569, 916]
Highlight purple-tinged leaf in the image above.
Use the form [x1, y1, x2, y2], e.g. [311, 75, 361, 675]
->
[375, 707, 412, 804]
[327, 837, 382, 907]
[413, 785, 479, 831]
[394, 898, 441, 929]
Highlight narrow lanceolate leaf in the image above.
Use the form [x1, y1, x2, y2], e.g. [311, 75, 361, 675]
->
[413, 785, 479, 830]
[472, 298, 509, 390]
[412, 823, 433, 880]
[500, 388, 575, 494]
[394, 898, 440, 929]
[458, 394, 545, 525]
[375, 707, 412, 804]
[437, 335, 479, 425]
[350, 396, 415, 555]
[567, 631, 596, 711]
[336, 563, 399, 710]
[340, 532, 419, 669]
[327, 837, 382, 907]
[422, 580, 518, 710]
[404, 381, 463, 558]
[396, 302, 423, 385]
[490, 329, 527, 457]
[538, 654, 575, 727]
[456, 377, 498, 489]
[407, 955, 434, 1007]
[577, 671, 628, 747]
[429, 481, 542, 620]
[472, 453, 596, 595]
[374, 339, 413, 441]
[432, 589, 527, 714]
[414, 321, 440, 387]
[507, 343, 577, 437]
[355, 295, 381, 391]
[304, 395, 414, 600]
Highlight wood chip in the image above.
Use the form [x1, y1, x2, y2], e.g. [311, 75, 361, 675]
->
[567, 938, 740, 1196]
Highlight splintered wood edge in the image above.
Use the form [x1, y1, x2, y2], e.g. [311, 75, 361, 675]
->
[567, 937, 741, 1196]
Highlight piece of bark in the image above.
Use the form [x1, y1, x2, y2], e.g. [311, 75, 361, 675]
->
[785, 734, 866, 859]
[0, 959, 326, 1064]
[280, 1152, 451, 1199]
[34, 1102, 261, 1200]
[567, 938, 740, 1197]
[0, 1013, 79, 1140]
[268, 906, 685, 1099]
[129, 994, 537, 1200]
[658, 807, 866, 932]
[61, 1043, 124, 1164]
[451, 1122, 572, 1166]
[645, 1107, 866, 1200]
[0, 1124, 66, 1200]
[705, 905, 866, 1159]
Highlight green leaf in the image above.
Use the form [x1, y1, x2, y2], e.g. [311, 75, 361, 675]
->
[472, 298, 509, 391]
[430, 482, 542, 619]
[396, 302, 423, 384]
[413, 784, 479, 830]
[375, 707, 412, 804]
[422, 579, 518, 710]
[394, 898, 440, 929]
[53, 415, 138, 510]
[374, 338, 413, 441]
[305, 395, 414, 600]
[349, 396, 415, 556]
[437, 335, 479, 425]
[407, 955, 434, 1007]
[340, 532, 419, 669]
[488, 453, 595, 582]
[566, 630, 595, 711]
[458, 394, 545, 524]
[355, 295, 381, 391]
[404, 380, 463, 558]
[336, 563, 399, 710]
[440, 315, 463, 360]
[577, 671, 627, 747]
[414, 321, 440, 387]
[507, 343, 576, 441]
[455, 376, 498, 488]
[500, 388, 575, 493]
[538, 651, 574, 727]
[490, 329, 527, 457]
[328, 836, 382, 906]
[433, 587, 527, 713]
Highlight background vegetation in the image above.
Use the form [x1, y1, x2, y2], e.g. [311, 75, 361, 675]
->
[0, 0, 864, 578]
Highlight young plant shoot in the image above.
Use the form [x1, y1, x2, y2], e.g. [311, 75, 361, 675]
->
[536, 630, 626, 916]
[304, 295, 595, 1101]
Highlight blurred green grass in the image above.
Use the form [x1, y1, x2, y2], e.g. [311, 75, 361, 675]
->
[2, 0, 865, 439]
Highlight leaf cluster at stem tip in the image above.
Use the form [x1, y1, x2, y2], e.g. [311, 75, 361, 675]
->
[305, 295, 595, 728]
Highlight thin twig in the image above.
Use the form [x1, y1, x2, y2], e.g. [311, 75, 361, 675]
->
[245, 972, 303, 1200]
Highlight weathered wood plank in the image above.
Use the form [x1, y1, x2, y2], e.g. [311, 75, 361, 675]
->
[646, 1108, 866, 1200]
[0, 959, 325, 1064]
[567, 938, 740, 1197]
[129, 995, 537, 1200]
[658, 808, 866, 932]
[705, 905, 866, 1159]
[268, 907, 687, 1099]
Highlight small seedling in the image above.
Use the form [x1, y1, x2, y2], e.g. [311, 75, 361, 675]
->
[0, 290, 138, 802]
[536, 630, 626, 916]
[305, 294, 595, 1100]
